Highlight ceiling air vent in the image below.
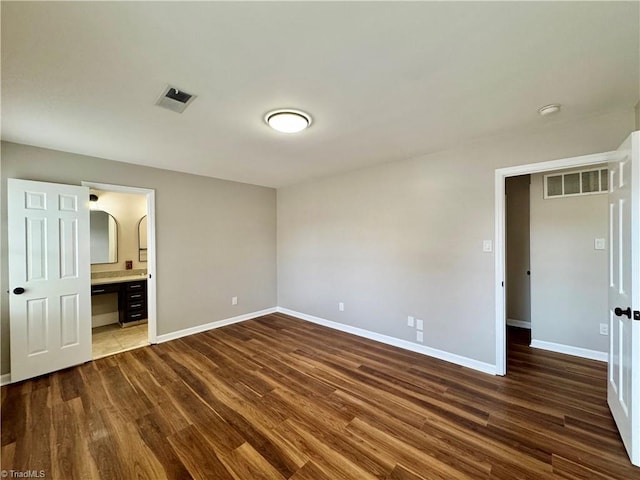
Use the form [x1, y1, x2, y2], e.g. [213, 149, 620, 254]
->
[155, 85, 196, 113]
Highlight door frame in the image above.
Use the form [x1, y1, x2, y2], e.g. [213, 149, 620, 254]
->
[494, 150, 618, 375]
[82, 181, 157, 344]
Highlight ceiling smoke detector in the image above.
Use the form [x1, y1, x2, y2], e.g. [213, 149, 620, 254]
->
[538, 104, 561, 116]
[155, 85, 196, 113]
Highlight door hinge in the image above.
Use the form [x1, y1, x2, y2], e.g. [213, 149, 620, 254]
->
[634, 310, 640, 321]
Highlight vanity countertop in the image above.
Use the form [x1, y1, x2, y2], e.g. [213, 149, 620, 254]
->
[91, 274, 147, 286]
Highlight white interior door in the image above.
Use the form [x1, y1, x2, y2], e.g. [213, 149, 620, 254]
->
[8, 178, 92, 383]
[608, 131, 640, 466]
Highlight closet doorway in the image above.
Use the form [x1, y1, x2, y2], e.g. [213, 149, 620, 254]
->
[505, 175, 532, 360]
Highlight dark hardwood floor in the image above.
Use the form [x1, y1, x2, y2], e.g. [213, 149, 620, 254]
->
[1, 314, 637, 479]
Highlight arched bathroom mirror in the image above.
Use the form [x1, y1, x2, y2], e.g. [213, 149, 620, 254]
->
[138, 215, 148, 262]
[90, 210, 118, 264]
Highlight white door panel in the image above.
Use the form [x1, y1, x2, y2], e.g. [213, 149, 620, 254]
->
[608, 131, 640, 466]
[60, 293, 81, 347]
[59, 217, 80, 279]
[8, 179, 91, 382]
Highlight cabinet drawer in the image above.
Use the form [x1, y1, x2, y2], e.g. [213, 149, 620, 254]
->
[127, 301, 145, 311]
[126, 281, 146, 291]
[91, 283, 120, 295]
[125, 311, 146, 322]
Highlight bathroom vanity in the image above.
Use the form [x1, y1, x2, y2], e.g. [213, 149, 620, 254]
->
[91, 276, 148, 326]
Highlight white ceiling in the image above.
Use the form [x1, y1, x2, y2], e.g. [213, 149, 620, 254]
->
[2, 2, 639, 188]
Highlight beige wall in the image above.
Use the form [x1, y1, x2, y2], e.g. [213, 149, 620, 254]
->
[90, 189, 148, 272]
[505, 175, 531, 325]
[1, 142, 277, 374]
[277, 110, 634, 365]
[636, 101, 640, 130]
[529, 170, 608, 353]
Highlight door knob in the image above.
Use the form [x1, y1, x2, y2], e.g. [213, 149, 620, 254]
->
[614, 307, 631, 318]
[13, 287, 25, 295]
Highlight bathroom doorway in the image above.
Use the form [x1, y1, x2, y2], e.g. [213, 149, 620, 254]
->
[83, 182, 156, 359]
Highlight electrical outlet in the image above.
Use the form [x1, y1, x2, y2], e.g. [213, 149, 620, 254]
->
[594, 238, 606, 250]
[416, 319, 424, 331]
[483, 240, 493, 253]
[407, 316, 414, 327]
[339, 302, 345, 312]
[416, 331, 424, 343]
[599, 323, 608, 335]
[232, 296, 238, 306]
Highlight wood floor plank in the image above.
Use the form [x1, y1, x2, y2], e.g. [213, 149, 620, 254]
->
[346, 416, 481, 480]
[349, 407, 496, 479]
[0, 442, 16, 471]
[550, 454, 614, 480]
[50, 398, 100, 480]
[86, 409, 130, 480]
[135, 410, 193, 479]
[1, 317, 638, 479]
[12, 386, 52, 474]
[0, 383, 25, 447]
[288, 460, 334, 480]
[275, 419, 382, 480]
[168, 425, 234, 480]
[218, 442, 287, 480]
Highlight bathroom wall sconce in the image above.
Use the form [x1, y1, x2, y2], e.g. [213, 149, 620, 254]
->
[89, 193, 99, 210]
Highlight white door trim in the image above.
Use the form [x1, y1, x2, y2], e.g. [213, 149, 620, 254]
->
[82, 181, 157, 344]
[494, 150, 618, 375]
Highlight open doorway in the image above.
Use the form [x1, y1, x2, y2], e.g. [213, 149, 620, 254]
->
[83, 181, 157, 359]
[505, 175, 532, 361]
[504, 168, 610, 369]
[495, 150, 616, 375]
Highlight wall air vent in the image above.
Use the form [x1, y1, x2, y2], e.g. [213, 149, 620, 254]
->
[544, 167, 608, 199]
[155, 85, 196, 113]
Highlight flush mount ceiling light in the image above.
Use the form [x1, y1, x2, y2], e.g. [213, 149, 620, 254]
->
[538, 104, 561, 116]
[265, 109, 312, 133]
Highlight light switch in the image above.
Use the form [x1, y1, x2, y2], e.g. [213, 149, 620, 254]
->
[594, 238, 606, 250]
[407, 316, 414, 327]
[483, 240, 493, 253]
[416, 331, 424, 343]
[416, 319, 424, 331]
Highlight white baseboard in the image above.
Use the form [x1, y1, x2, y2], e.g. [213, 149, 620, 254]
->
[1, 373, 11, 386]
[277, 307, 497, 375]
[530, 339, 607, 362]
[507, 318, 531, 329]
[155, 307, 277, 343]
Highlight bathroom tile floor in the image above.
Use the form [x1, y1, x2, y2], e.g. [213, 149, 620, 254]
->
[92, 323, 148, 359]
